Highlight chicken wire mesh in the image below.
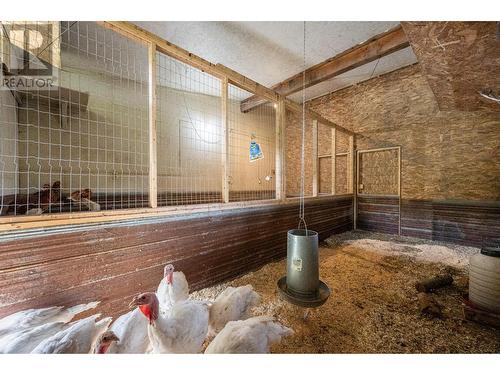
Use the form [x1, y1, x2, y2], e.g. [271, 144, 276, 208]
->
[156, 51, 223, 206]
[0, 21, 149, 216]
[228, 84, 276, 202]
[0, 21, 281, 217]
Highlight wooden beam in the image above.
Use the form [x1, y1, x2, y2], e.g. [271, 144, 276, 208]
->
[312, 120, 318, 197]
[241, 25, 409, 112]
[275, 100, 285, 200]
[99, 22, 281, 106]
[100, 21, 356, 140]
[215, 64, 279, 104]
[221, 77, 230, 203]
[148, 42, 158, 208]
[331, 128, 336, 195]
[284, 99, 354, 136]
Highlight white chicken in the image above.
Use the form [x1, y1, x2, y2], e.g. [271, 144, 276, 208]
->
[129, 292, 209, 354]
[208, 285, 261, 336]
[156, 264, 189, 313]
[204, 316, 293, 354]
[105, 308, 150, 354]
[0, 301, 99, 340]
[31, 314, 112, 354]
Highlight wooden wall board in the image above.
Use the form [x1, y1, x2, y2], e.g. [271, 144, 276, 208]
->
[0, 196, 353, 319]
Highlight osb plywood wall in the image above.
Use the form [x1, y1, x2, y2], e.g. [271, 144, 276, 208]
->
[285, 109, 313, 197]
[308, 64, 500, 201]
[401, 22, 499, 112]
[286, 112, 351, 197]
[335, 155, 348, 195]
[317, 123, 332, 156]
[318, 157, 331, 194]
[358, 149, 399, 196]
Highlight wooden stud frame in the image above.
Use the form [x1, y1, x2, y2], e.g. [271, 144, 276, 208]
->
[314, 125, 356, 198]
[0, 21, 358, 233]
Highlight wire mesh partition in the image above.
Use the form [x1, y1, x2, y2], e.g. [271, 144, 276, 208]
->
[0, 21, 149, 216]
[228, 84, 276, 202]
[156, 51, 223, 206]
[0, 21, 287, 223]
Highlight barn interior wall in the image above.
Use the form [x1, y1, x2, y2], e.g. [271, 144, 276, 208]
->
[309, 64, 500, 202]
[298, 64, 500, 246]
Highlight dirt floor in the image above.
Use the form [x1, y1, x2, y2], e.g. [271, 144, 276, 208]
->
[192, 230, 500, 353]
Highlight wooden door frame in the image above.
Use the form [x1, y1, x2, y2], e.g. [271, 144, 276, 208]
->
[355, 146, 402, 235]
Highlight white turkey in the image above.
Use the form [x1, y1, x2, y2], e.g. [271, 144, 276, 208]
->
[31, 314, 112, 354]
[1, 321, 68, 354]
[129, 292, 209, 354]
[94, 330, 120, 354]
[0, 301, 99, 340]
[204, 316, 293, 354]
[156, 264, 189, 313]
[208, 285, 261, 336]
[105, 308, 150, 354]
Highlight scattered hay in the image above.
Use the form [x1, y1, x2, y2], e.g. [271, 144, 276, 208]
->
[191, 230, 499, 353]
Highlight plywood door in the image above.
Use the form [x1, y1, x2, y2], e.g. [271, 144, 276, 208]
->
[356, 147, 401, 234]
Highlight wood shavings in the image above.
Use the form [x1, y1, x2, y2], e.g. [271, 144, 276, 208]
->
[191, 230, 500, 353]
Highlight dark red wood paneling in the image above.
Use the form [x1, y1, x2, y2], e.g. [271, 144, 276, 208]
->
[357, 195, 399, 234]
[401, 199, 500, 247]
[356, 196, 500, 247]
[0, 196, 353, 319]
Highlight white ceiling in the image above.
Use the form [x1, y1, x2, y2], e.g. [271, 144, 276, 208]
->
[134, 21, 418, 102]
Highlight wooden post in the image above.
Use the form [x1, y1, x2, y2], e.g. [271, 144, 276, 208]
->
[312, 120, 318, 197]
[221, 77, 229, 203]
[148, 42, 158, 208]
[348, 134, 354, 194]
[331, 128, 336, 195]
[275, 100, 285, 200]
[281, 101, 287, 200]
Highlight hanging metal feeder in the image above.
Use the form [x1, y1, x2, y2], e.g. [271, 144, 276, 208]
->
[277, 229, 330, 308]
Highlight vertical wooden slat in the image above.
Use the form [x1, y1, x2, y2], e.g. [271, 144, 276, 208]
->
[221, 77, 229, 203]
[275, 100, 285, 200]
[148, 42, 158, 208]
[280, 101, 287, 200]
[331, 128, 336, 195]
[312, 120, 318, 197]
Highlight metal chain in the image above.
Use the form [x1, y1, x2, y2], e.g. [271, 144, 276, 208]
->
[298, 21, 308, 233]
